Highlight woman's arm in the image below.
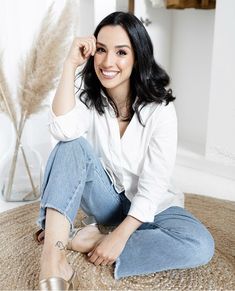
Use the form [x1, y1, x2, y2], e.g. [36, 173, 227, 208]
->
[52, 36, 96, 116]
[112, 215, 142, 239]
[52, 62, 77, 116]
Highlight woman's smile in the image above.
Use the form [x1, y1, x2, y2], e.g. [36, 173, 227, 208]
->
[100, 69, 120, 79]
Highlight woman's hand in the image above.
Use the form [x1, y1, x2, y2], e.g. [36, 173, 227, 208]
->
[87, 231, 128, 266]
[65, 36, 96, 69]
[87, 215, 143, 266]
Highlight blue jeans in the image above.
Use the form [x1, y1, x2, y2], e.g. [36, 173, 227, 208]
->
[37, 137, 214, 279]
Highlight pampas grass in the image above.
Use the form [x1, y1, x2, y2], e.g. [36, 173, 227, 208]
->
[0, 1, 75, 201]
[0, 52, 17, 124]
[18, 1, 73, 120]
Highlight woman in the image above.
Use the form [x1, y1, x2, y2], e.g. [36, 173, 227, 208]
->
[36, 11, 214, 290]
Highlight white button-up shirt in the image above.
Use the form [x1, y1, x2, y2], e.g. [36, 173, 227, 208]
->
[48, 95, 184, 223]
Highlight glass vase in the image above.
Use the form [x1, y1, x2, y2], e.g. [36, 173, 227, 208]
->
[0, 138, 43, 202]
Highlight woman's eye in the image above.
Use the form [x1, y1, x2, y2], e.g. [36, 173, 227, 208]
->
[96, 47, 105, 53]
[117, 50, 127, 56]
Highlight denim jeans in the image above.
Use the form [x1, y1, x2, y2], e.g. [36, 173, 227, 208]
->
[37, 137, 215, 279]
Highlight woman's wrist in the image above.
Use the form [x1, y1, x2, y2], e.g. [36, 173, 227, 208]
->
[113, 215, 143, 240]
[63, 59, 78, 72]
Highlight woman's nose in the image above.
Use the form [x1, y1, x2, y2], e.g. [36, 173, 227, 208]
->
[102, 52, 115, 67]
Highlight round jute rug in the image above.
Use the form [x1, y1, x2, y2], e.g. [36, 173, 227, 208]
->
[0, 193, 234, 290]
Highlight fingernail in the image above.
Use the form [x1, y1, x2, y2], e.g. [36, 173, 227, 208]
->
[87, 253, 91, 257]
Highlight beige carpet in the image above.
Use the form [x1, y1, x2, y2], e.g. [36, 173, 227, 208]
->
[0, 193, 234, 290]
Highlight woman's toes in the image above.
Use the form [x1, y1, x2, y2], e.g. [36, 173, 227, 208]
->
[38, 230, 45, 243]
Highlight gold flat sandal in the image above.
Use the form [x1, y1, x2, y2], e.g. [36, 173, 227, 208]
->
[39, 269, 78, 290]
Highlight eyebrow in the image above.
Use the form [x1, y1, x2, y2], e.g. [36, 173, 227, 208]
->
[96, 42, 131, 49]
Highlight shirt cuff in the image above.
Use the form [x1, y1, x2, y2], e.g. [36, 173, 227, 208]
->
[48, 106, 81, 141]
[127, 196, 157, 223]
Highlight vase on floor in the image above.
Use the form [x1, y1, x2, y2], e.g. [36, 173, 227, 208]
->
[0, 133, 43, 202]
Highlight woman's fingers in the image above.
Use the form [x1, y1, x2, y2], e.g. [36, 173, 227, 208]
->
[88, 250, 116, 266]
[76, 39, 90, 58]
[101, 258, 115, 266]
[38, 230, 45, 242]
[90, 35, 97, 56]
[87, 251, 98, 263]
[101, 259, 109, 266]
[90, 255, 114, 266]
[76, 37, 96, 58]
[83, 37, 96, 57]
[66, 36, 96, 67]
[93, 256, 104, 266]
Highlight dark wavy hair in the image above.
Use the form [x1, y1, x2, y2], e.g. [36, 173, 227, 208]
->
[77, 11, 175, 125]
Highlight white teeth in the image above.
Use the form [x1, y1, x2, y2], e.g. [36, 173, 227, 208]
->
[101, 70, 118, 77]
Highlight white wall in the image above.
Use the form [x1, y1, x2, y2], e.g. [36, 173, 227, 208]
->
[135, 1, 215, 153]
[77, 0, 95, 36]
[170, 9, 215, 152]
[205, 0, 235, 166]
[94, 0, 116, 27]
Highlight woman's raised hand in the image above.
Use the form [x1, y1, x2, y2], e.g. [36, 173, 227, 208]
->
[65, 36, 96, 69]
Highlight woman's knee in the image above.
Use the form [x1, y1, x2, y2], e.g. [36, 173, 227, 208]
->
[188, 225, 215, 266]
[57, 137, 93, 157]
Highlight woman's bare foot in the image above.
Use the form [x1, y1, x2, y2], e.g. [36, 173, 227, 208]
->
[70, 225, 106, 253]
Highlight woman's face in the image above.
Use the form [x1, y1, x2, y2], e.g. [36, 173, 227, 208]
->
[94, 25, 135, 98]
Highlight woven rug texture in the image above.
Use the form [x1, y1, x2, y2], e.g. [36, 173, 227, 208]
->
[0, 193, 234, 290]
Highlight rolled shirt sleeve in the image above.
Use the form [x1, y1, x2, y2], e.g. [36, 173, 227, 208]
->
[127, 103, 178, 222]
[48, 98, 92, 141]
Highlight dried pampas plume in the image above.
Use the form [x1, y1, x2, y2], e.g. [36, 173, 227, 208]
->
[0, 52, 17, 124]
[18, 0, 74, 122]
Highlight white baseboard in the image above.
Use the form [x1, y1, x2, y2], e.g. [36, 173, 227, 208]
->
[173, 163, 235, 201]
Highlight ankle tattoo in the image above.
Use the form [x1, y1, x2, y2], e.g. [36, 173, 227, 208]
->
[55, 241, 68, 251]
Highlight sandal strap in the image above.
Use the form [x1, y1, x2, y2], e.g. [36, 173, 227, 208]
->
[81, 215, 98, 226]
[67, 227, 82, 250]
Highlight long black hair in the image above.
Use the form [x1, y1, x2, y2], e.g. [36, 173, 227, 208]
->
[77, 11, 175, 125]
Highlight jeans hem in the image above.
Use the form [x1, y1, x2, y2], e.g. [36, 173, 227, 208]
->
[113, 255, 215, 280]
[37, 203, 75, 232]
[114, 257, 121, 280]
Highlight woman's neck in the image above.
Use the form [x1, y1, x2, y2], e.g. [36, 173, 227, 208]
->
[108, 94, 131, 119]
[106, 82, 131, 106]
[107, 90, 131, 112]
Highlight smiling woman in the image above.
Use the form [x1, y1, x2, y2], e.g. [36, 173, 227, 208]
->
[94, 25, 135, 121]
[34, 11, 215, 291]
